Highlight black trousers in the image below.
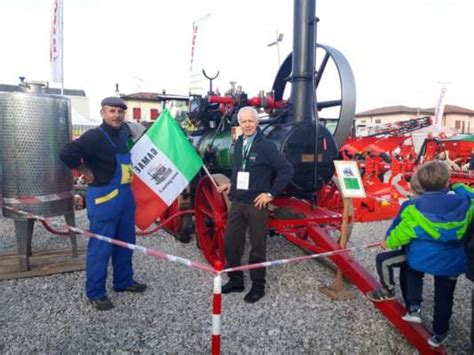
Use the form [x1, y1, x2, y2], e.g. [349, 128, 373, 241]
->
[471, 283, 474, 354]
[406, 268, 457, 335]
[224, 201, 269, 289]
[375, 249, 409, 307]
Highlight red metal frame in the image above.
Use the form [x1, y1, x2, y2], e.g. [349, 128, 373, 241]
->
[193, 188, 447, 353]
[268, 197, 445, 354]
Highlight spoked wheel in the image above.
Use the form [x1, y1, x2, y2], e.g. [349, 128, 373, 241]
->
[160, 199, 180, 235]
[194, 174, 229, 265]
[160, 197, 193, 243]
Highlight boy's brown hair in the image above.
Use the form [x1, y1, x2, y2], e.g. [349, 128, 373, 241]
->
[414, 160, 450, 192]
[409, 173, 424, 196]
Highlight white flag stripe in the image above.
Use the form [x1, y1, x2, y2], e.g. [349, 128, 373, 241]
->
[131, 134, 189, 205]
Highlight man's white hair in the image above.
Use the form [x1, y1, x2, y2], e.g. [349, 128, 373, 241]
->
[237, 106, 259, 123]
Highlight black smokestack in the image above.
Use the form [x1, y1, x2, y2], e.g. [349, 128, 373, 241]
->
[289, 0, 316, 123]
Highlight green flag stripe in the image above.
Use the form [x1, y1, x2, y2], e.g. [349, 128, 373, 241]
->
[146, 109, 202, 180]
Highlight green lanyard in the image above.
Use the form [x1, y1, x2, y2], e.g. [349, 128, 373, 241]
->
[241, 140, 253, 171]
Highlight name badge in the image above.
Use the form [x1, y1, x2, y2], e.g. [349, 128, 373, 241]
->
[237, 171, 250, 190]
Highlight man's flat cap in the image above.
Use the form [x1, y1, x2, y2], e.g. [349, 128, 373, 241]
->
[101, 96, 128, 110]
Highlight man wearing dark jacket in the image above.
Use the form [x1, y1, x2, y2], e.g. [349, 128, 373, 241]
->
[217, 106, 294, 303]
[60, 97, 146, 311]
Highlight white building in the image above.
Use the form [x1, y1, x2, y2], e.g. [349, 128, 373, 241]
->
[355, 105, 474, 134]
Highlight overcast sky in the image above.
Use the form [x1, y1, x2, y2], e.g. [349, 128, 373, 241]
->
[1, 0, 473, 119]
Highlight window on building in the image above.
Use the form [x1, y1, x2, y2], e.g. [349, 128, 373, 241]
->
[455, 120, 461, 130]
[133, 107, 141, 121]
[150, 108, 159, 121]
[375, 119, 381, 124]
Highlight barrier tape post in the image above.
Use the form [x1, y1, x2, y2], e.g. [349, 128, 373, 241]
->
[211, 260, 223, 355]
[319, 197, 356, 300]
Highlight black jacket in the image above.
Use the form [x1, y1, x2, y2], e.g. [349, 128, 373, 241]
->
[230, 129, 294, 204]
[465, 219, 474, 281]
[60, 122, 130, 186]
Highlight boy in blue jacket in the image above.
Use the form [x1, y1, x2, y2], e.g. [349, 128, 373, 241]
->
[384, 161, 473, 348]
[463, 211, 474, 353]
[367, 174, 424, 304]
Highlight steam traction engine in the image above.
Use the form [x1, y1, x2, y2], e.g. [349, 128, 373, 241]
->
[189, 44, 354, 263]
[178, 1, 446, 353]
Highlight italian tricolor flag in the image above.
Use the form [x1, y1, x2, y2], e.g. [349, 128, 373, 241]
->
[131, 109, 203, 230]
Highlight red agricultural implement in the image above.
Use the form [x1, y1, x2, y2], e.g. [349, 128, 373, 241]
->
[417, 135, 474, 185]
[318, 117, 430, 222]
[320, 116, 474, 223]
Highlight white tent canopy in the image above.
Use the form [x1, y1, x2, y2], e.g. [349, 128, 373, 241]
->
[71, 108, 100, 126]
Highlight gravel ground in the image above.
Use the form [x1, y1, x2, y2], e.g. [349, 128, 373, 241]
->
[0, 211, 472, 354]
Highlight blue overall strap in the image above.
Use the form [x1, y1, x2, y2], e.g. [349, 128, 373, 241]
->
[98, 127, 117, 150]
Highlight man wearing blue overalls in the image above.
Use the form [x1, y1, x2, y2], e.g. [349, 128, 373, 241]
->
[60, 97, 146, 311]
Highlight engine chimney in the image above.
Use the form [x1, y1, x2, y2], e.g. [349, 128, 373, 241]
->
[289, 0, 317, 123]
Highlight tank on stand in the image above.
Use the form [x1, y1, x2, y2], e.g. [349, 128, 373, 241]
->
[0, 80, 77, 271]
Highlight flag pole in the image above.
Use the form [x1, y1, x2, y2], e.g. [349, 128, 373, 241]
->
[60, 0, 64, 95]
[202, 164, 219, 190]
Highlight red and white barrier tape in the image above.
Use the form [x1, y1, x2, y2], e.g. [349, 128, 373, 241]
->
[3, 205, 215, 274]
[3, 191, 74, 205]
[221, 242, 382, 273]
[4, 206, 387, 355]
[4, 206, 382, 275]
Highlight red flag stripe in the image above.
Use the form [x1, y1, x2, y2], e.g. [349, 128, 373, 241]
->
[132, 175, 168, 230]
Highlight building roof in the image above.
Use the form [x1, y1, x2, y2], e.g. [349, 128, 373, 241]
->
[355, 104, 474, 117]
[442, 105, 474, 114]
[0, 84, 86, 97]
[121, 92, 159, 101]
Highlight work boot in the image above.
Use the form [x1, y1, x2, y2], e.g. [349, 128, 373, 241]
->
[221, 280, 244, 294]
[115, 281, 147, 293]
[89, 296, 114, 311]
[244, 285, 265, 303]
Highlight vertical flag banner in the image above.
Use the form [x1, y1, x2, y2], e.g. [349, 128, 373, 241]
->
[131, 109, 203, 230]
[433, 86, 447, 132]
[50, 0, 63, 84]
[189, 13, 211, 96]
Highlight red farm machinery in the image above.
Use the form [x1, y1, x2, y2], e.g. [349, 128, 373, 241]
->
[318, 116, 432, 222]
[317, 117, 474, 223]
